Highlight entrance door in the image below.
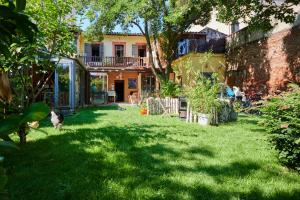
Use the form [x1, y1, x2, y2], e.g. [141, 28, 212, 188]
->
[114, 80, 124, 102]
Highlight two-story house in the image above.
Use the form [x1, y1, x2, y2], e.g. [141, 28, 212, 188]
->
[77, 33, 156, 103]
[75, 28, 228, 104]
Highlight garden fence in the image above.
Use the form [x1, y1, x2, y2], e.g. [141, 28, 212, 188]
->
[146, 97, 179, 115]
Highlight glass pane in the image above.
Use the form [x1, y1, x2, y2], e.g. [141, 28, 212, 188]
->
[90, 72, 107, 104]
[57, 64, 69, 107]
[142, 75, 155, 96]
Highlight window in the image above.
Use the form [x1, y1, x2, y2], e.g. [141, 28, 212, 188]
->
[142, 75, 156, 95]
[92, 44, 100, 57]
[128, 78, 137, 89]
[115, 45, 124, 57]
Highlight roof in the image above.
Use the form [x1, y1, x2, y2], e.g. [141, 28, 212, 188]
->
[104, 32, 144, 36]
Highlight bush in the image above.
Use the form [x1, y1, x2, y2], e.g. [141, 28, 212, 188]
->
[261, 84, 300, 171]
[185, 73, 220, 114]
[160, 81, 181, 97]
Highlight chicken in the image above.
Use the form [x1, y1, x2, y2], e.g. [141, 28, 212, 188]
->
[28, 121, 39, 129]
[50, 111, 64, 129]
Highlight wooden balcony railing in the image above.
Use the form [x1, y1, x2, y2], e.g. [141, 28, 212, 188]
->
[79, 56, 149, 68]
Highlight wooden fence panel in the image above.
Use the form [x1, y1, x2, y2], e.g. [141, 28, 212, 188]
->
[146, 97, 179, 115]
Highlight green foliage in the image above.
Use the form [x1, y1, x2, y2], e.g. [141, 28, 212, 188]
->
[261, 84, 300, 171]
[215, 0, 300, 32]
[0, 102, 50, 141]
[0, 140, 18, 198]
[0, 0, 37, 57]
[25, 0, 79, 58]
[160, 81, 181, 98]
[0, 165, 7, 197]
[186, 73, 220, 114]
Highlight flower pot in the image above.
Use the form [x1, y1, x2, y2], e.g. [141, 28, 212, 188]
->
[140, 108, 147, 115]
[198, 113, 212, 126]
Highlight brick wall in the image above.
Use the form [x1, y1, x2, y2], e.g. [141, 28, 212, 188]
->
[226, 25, 300, 95]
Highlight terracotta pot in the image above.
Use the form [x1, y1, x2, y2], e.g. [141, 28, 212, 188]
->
[140, 108, 147, 115]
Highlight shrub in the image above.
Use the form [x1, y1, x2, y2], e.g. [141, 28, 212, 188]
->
[185, 73, 220, 114]
[261, 84, 300, 171]
[160, 81, 181, 97]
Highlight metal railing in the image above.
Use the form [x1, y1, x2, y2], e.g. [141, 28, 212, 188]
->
[79, 56, 149, 68]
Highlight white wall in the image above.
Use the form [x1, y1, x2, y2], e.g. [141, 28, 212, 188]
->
[84, 35, 147, 57]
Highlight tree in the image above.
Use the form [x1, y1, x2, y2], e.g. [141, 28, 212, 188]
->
[0, 0, 81, 143]
[0, 0, 37, 57]
[0, 0, 37, 104]
[83, 0, 299, 83]
[1, 0, 80, 105]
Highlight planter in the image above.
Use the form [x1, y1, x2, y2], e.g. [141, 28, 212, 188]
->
[140, 108, 148, 115]
[198, 113, 212, 126]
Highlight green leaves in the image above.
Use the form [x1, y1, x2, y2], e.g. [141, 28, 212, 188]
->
[0, 0, 37, 57]
[160, 81, 181, 98]
[16, 0, 26, 12]
[0, 116, 22, 140]
[0, 102, 50, 140]
[0, 141, 19, 153]
[21, 102, 50, 123]
[261, 84, 300, 171]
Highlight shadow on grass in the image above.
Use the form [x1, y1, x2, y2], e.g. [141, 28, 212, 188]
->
[6, 119, 300, 199]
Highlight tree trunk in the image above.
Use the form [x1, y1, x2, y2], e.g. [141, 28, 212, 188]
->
[18, 125, 27, 145]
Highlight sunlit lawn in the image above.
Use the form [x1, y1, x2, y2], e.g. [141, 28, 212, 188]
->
[5, 105, 300, 200]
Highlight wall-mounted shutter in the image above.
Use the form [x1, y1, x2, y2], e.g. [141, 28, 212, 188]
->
[132, 44, 138, 57]
[99, 44, 104, 60]
[84, 43, 92, 62]
[84, 43, 92, 56]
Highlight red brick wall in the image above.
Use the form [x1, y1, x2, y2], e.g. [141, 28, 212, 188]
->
[226, 25, 300, 95]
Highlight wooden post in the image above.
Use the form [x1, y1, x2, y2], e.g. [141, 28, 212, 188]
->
[146, 98, 149, 115]
[186, 103, 190, 123]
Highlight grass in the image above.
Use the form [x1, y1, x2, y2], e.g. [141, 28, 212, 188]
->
[5, 105, 300, 200]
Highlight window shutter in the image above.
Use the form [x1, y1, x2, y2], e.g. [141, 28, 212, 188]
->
[84, 43, 92, 56]
[132, 44, 138, 57]
[84, 43, 92, 62]
[99, 44, 104, 57]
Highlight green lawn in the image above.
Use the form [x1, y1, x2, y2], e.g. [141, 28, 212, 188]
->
[5, 105, 300, 200]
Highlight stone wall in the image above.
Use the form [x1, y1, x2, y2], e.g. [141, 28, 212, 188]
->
[226, 25, 300, 95]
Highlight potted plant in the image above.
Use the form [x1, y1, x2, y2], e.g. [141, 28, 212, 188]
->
[139, 102, 148, 115]
[186, 73, 220, 125]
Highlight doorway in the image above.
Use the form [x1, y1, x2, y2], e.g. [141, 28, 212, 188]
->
[138, 45, 146, 57]
[138, 45, 146, 66]
[115, 44, 125, 64]
[114, 80, 124, 102]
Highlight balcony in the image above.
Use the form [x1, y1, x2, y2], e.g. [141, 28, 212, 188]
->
[78, 56, 149, 69]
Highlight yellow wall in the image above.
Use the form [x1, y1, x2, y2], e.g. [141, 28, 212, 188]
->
[107, 71, 139, 102]
[78, 34, 147, 57]
[173, 53, 226, 83]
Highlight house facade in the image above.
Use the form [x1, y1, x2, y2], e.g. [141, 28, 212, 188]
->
[77, 33, 156, 103]
[73, 29, 228, 104]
